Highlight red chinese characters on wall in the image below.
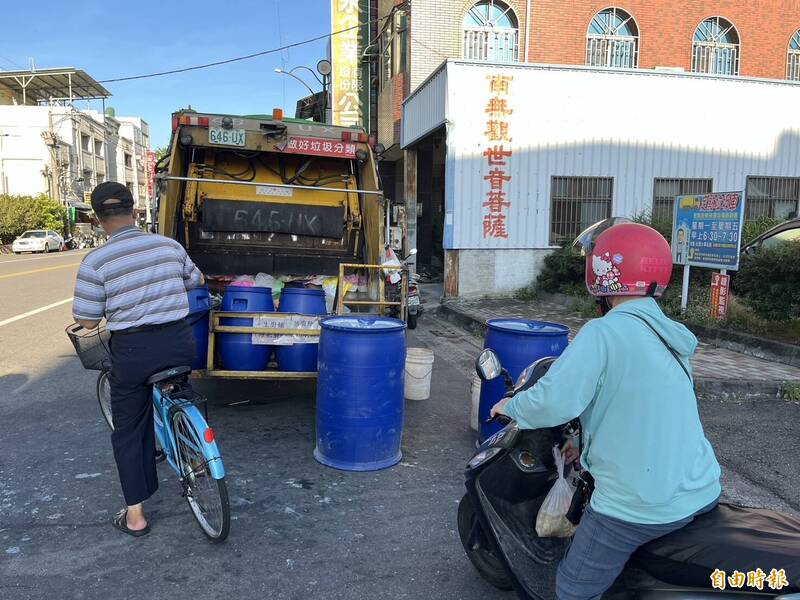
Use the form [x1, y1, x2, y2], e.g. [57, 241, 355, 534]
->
[482, 75, 513, 239]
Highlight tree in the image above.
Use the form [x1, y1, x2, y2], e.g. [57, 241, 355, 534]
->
[0, 194, 66, 244]
[154, 145, 170, 162]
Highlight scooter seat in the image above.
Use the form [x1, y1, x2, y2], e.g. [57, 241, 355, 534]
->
[633, 503, 800, 593]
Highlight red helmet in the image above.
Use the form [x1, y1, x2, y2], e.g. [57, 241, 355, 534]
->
[572, 219, 673, 298]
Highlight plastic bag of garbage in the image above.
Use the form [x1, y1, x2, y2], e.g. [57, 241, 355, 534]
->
[535, 446, 577, 538]
[230, 275, 255, 287]
[381, 247, 402, 283]
[255, 273, 284, 301]
[322, 276, 352, 313]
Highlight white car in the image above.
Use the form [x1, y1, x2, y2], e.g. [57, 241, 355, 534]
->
[12, 229, 64, 254]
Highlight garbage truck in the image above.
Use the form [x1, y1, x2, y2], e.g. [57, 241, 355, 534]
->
[155, 108, 409, 380]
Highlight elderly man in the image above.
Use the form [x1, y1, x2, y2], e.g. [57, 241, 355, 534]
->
[72, 182, 204, 537]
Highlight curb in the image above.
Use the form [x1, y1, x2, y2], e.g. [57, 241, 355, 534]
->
[436, 302, 799, 398]
[546, 292, 800, 370]
[684, 322, 800, 369]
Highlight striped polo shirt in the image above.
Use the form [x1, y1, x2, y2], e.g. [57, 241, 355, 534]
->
[72, 226, 204, 331]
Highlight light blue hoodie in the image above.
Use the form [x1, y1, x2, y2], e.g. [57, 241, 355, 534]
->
[503, 297, 721, 525]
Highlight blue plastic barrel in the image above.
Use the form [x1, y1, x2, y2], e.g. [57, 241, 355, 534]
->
[186, 285, 211, 370]
[315, 316, 406, 471]
[219, 286, 274, 371]
[479, 319, 570, 442]
[275, 288, 327, 372]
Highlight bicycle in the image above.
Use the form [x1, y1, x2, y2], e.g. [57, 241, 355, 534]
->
[66, 323, 230, 543]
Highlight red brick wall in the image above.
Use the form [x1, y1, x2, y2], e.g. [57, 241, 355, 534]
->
[522, 0, 800, 79]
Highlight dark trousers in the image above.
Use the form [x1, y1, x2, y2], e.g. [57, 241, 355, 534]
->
[556, 497, 719, 600]
[109, 320, 194, 506]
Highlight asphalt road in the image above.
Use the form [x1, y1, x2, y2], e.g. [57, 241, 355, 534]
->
[0, 250, 798, 600]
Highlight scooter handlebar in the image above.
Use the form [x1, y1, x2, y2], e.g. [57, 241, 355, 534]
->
[485, 413, 512, 426]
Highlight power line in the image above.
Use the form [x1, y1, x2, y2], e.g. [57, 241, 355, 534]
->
[0, 54, 27, 70]
[99, 14, 389, 84]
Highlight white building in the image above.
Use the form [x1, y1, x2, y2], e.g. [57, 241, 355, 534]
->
[117, 116, 151, 212]
[0, 68, 151, 220]
[401, 60, 800, 296]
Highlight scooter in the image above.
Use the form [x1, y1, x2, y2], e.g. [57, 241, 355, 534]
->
[63, 235, 78, 250]
[383, 247, 421, 329]
[458, 349, 800, 600]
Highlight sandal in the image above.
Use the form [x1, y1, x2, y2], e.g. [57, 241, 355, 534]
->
[112, 509, 151, 538]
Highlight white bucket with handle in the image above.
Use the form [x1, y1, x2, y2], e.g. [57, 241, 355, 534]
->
[404, 347, 435, 400]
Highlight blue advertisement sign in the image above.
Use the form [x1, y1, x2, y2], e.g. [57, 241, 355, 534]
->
[671, 191, 746, 270]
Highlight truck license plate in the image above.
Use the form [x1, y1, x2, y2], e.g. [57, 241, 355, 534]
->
[209, 127, 246, 146]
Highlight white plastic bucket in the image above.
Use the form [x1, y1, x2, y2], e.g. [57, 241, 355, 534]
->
[470, 374, 481, 432]
[404, 347, 435, 400]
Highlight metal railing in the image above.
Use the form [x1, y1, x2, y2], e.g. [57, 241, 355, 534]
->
[463, 28, 518, 63]
[691, 43, 739, 75]
[586, 37, 638, 68]
[788, 52, 800, 81]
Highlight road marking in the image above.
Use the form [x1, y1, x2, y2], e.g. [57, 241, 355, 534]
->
[0, 297, 72, 328]
[0, 250, 88, 265]
[0, 262, 81, 280]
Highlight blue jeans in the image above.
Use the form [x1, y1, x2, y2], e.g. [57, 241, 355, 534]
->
[556, 498, 719, 600]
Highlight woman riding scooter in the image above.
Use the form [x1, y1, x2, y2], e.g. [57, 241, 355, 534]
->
[491, 219, 721, 600]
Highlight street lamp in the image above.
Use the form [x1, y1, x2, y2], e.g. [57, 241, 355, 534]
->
[273, 60, 333, 124]
[273, 67, 316, 97]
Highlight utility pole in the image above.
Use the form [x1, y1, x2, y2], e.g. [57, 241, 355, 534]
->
[43, 110, 62, 205]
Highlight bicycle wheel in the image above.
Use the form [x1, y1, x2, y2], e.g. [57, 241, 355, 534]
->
[96, 370, 114, 431]
[170, 408, 230, 542]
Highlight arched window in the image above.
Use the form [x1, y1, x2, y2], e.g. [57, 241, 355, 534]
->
[691, 17, 740, 75]
[788, 29, 800, 81]
[586, 8, 639, 68]
[463, 0, 519, 63]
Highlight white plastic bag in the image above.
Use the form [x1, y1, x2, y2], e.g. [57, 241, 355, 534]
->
[535, 446, 577, 538]
[380, 247, 402, 283]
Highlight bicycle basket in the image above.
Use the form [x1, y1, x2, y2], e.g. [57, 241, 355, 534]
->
[65, 323, 111, 371]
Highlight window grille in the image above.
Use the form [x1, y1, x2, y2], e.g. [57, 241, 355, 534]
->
[550, 176, 613, 245]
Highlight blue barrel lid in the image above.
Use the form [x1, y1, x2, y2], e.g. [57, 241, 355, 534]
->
[321, 316, 405, 333]
[224, 285, 273, 295]
[282, 288, 325, 296]
[486, 318, 569, 336]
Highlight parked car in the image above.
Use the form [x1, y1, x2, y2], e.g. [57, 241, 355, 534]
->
[11, 230, 64, 254]
[742, 217, 800, 254]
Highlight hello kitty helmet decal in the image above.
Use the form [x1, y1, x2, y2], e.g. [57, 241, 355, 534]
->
[572, 218, 673, 298]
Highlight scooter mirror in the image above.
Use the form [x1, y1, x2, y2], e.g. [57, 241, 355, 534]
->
[475, 349, 502, 381]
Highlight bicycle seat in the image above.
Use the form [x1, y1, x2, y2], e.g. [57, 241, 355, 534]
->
[147, 366, 192, 386]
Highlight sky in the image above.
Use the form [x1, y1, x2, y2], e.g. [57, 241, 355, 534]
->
[1, 0, 332, 148]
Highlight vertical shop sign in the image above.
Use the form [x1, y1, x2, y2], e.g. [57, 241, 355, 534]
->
[710, 272, 731, 320]
[331, 0, 370, 128]
[145, 150, 156, 198]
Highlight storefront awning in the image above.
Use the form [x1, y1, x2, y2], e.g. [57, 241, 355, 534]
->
[68, 201, 93, 212]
